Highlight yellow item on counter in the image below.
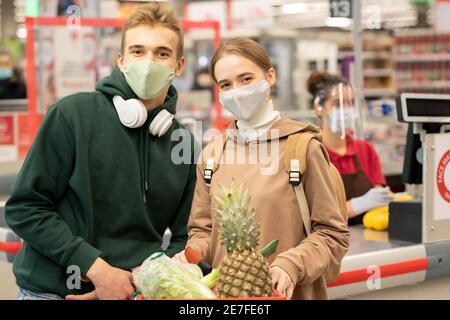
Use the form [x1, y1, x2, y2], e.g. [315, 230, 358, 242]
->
[362, 193, 414, 231]
[363, 227, 389, 242]
[392, 194, 414, 202]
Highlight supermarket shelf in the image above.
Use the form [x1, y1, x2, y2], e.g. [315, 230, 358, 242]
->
[338, 51, 354, 60]
[363, 51, 392, 60]
[338, 51, 392, 60]
[397, 81, 450, 90]
[366, 116, 402, 125]
[339, 35, 395, 101]
[363, 69, 394, 77]
[363, 88, 397, 97]
[394, 54, 450, 62]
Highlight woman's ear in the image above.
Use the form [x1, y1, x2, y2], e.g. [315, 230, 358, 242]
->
[266, 67, 276, 87]
[314, 107, 324, 119]
[314, 97, 324, 116]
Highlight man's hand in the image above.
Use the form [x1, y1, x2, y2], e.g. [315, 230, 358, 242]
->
[270, 266, 294, 300]
[65, 257, 135, 300]
[172, 250, 188, 263]
[66, 291, 98, 300]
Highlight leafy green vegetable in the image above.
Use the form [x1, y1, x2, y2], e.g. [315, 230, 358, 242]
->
[133, 252, 216, 299]
[180, 263, 203, 280]
[260, 240, 279, 257]
[201, 268, 220, 289]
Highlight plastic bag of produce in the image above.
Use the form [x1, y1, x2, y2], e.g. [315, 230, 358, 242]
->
[132, 252, 216, 299]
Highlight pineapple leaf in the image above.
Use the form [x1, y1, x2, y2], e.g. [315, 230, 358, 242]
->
[214, 182, 260, 252]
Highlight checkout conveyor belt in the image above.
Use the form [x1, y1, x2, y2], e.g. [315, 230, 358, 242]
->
[328, 225, 450, 299]
[1, 205, 450, 298]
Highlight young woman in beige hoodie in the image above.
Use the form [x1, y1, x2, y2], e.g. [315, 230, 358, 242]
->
[174, 38, 350, 300]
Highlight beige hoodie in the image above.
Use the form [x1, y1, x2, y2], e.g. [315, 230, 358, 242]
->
[186, 117, 350, 300]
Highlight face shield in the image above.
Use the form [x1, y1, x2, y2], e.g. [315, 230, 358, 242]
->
[326, 83, 363, 140]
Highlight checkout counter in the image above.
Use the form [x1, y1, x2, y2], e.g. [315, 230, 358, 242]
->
[0, 94, 450, 300]
[328, 225, 450, 299]
[328, 93, 450, 299]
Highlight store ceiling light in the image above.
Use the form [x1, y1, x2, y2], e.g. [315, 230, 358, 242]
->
[326, 17, 352, 28]
[273, 0, 417, 29]
[16, 26, 27, 39]
[280, 3, 308, 14]
[198, 56, 208, 67]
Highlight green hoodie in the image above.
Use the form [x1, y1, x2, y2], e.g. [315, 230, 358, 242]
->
[5, 67, 199, 297]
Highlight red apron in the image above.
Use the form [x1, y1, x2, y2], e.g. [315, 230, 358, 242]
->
[340, 154, 373, 225]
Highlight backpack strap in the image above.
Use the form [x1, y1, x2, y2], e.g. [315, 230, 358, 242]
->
[203, 158, 215, 185]
[286, 132, 348, 283]
[284, 132, 315, 178]
[285, 132, 317, 236]
[294, 180, 312, 235]
[203, 132, 227, 187]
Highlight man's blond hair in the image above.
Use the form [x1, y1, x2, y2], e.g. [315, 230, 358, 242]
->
[121, 2, 184, 59]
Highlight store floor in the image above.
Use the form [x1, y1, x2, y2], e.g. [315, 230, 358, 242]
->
[0, 261, 18, 299]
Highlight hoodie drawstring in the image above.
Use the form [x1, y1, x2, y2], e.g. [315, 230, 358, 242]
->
[140, 120, 150, 204]
[144, 123, 149, 200]
[139, 126, 146, 203]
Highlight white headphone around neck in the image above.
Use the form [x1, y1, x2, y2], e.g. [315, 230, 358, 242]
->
[112, 95, 174, 137]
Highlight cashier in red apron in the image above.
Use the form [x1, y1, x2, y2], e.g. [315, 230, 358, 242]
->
[307, 71, 394, 225]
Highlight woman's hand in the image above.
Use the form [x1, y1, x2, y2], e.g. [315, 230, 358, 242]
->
[349, 187, 394, 216]
[270, 266, 294, 300]
[172, 250, 188, 263]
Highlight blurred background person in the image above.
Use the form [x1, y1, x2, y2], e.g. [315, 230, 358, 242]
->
[0, 47, 26, 100]
[307, 71, 393, 225]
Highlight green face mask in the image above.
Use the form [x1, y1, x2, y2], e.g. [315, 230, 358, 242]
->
[123, 60, 176, 100]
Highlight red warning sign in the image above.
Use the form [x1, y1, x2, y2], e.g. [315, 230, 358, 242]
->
[437, 149, 450, 203]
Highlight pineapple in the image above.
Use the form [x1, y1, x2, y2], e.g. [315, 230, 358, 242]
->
[214, 182, 273, 298]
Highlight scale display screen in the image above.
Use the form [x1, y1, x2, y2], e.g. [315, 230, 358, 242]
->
[398, 93, 450, 123]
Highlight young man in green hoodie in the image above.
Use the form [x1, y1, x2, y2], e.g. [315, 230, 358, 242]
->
[5, 2, 198, 300]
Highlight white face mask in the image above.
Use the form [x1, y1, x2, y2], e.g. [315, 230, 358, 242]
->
[327, 107, 357, 136]
[219, 80, 271, 121]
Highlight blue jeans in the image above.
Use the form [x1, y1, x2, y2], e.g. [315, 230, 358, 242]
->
[17, 288, 64, 300]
